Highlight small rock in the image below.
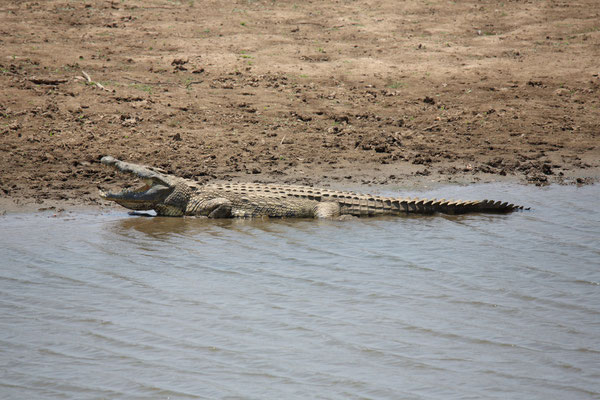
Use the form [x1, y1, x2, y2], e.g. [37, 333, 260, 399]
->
[541, 163, 553, 175]
[121, 117, 138, 127]
[374, 144, 389, 153]
[527, 173, 548, 184]
[527, 80, 543, 87]
[171, 58, 188, 66]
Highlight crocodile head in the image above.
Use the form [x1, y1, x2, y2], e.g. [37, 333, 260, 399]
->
[99, 156, 181, 212]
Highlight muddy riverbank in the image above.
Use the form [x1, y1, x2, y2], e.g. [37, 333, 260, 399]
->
[1, 0, 599, 210]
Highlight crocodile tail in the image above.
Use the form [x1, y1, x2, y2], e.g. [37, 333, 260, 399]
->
[338, 197, 528, 216]
[425, 199, 528, 214]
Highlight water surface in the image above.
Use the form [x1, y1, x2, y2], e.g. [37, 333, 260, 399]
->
[1, 184, 599, 399]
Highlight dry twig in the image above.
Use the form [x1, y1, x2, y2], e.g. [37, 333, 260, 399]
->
[80, 70, 109, 91]
[29, 77, 69, 85]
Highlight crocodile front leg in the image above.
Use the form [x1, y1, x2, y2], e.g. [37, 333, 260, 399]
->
[186, 197, 233, 218]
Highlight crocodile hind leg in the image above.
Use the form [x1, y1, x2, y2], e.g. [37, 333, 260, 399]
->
[208, 203, 233, 218]
[314, 202, 341, 218]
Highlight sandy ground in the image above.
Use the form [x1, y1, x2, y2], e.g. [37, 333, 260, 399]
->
[1, 0, 599, 213]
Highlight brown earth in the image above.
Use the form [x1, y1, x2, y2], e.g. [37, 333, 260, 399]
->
[1, 0, 599, 212]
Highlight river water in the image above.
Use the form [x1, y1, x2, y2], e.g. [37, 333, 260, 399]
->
[1, 184, 599, 399]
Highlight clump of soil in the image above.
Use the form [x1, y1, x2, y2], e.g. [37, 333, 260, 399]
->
[1, 0, 598, 209]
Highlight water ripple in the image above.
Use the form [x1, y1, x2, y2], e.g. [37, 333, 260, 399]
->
[0, 184, 599, 399]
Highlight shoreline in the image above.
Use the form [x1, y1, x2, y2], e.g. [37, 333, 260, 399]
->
[2, 170, 596, 216]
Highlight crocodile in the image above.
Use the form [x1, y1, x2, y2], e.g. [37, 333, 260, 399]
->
[99, 156, 527, 218]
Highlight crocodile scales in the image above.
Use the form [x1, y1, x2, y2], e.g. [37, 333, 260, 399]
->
[99, 156, 527, 218]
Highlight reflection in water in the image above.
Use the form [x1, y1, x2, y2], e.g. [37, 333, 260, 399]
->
[115, 215, 235, 237]
[114, 208, 487, 239]
[0, 184, 599, 399]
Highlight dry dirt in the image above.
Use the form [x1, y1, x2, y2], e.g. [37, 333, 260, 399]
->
[1, 0, 599, 212]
